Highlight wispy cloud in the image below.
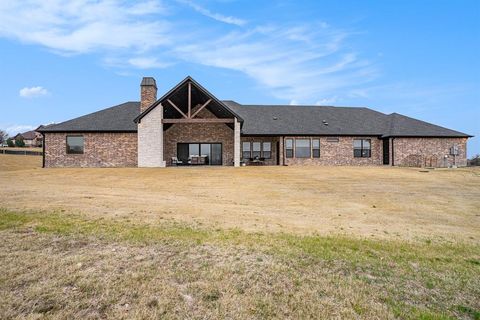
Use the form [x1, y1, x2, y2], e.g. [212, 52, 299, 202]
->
[19, 86, 49, 98]
[3, 124, 36, 135]
[174, 24, 377, 102]
[128, 57, 172, 69]
[0, 1, 378, 103]
[178, 0, 247, 26]
[0, 0, 170, 54]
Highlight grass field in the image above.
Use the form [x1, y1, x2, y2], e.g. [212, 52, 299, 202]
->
[0, 154, 479, 319]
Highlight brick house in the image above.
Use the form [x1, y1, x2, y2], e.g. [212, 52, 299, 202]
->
[13, 130, 43, 147]
[38, 76, 472, 168]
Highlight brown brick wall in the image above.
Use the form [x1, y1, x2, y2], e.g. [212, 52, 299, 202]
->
[44, 132, 137, 167]
[140, 86, 157, 113]
[163, 107, 236, 166]
[393, 137, 467, 167]
[282, 136, 383, 166]
[241, 136, 280, 165]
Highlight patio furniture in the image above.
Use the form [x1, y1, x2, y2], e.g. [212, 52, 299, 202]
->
[171, 157, 183, 166]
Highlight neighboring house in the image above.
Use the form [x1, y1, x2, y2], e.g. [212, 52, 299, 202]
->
[13, 130, 43, 147]
[37, 76, 472, 168]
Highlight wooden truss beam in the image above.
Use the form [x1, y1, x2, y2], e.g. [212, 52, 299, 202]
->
[188, 82, 192, 118]
[167, 99, 188, 119]
[191, 99, 212, 119]
[162, 118, 234, 124]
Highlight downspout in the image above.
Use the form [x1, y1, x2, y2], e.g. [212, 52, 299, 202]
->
[42, 134, 45, 168]
[391, 137, 395, 166]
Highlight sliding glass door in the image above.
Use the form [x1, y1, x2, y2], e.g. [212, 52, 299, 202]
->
[210, 144, 222, 165]
[177, 143, 222, 165]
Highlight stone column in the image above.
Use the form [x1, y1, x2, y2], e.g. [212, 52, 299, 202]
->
[138, 103, 165, 167]
[234, 117, 240, 167]
[279, 136, 284, 166]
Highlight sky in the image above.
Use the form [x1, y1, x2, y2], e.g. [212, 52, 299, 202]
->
[0, 0, 479, 156]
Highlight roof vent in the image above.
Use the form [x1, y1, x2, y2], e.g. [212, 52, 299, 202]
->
[273, 116, 278, 120]
[322, 120, 328, 126]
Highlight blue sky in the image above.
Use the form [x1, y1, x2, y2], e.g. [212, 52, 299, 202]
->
[0, 0, 479, 156]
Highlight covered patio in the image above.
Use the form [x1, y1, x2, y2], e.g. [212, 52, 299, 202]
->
[135, 76, 242, 167]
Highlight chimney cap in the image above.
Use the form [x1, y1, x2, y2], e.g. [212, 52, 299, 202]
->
[141, 77, 157, 88]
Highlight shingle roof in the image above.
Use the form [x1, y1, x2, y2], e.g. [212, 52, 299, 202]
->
[37, 102, 139, 133]
[18, 130, 38, 140]
[37, 99, 471, 138]
[382, 113, 469, 137]
[224, 101, 391, 136]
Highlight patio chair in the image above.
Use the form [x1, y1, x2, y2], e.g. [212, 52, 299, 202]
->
[171, 157, 183, 166]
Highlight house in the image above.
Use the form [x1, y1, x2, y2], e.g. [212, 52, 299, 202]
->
[13, 130, 43, 147]
[37, 76, 471, 168]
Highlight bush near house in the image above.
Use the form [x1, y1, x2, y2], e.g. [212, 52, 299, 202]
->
[468, 154, 480, 166]
[14, 136, 25, 147]
[6, 138, 14, 147]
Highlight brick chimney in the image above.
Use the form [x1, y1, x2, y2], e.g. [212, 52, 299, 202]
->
[140, 77, 157, 113]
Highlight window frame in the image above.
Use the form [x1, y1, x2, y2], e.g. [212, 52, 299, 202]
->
[285, 138, 294, 158]
[312, 139, 320, 158]
[295, 139, 311, 158]
[262, 142, 272, 159]
[353, 139, 371, 158]
[66, 135, 84, 155]
[242, 142, 251, 160]
[252, 142, 261, 159]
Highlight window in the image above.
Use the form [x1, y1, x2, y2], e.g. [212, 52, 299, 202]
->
[312, 139, 320, 158]
[252, 142, 261, 158]
[242, 142, 251, 159]
[285, 139, 293, 158]
[262, 142, 271, 159]
[189, 143, 200, 156]
[295, 139, 311, 158]
[354, 139, 371, 158]
[66, 135, 84, 154]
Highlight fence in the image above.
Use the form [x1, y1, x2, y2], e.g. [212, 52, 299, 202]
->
[0, 149, 43, 156]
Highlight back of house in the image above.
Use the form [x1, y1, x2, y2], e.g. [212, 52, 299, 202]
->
[37, 76, 471, 168]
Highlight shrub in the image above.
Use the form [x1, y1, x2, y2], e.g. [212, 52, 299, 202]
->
[7, 138, 14, 147]
[15, 137, 25, 147]
[468, 154, 480, 166]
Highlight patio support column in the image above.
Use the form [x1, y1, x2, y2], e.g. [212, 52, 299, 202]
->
[234, 117, 240, 167]
[279, 136, 284, 166]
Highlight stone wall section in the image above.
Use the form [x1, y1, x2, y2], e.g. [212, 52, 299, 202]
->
[44, 132, 137, 167]
[393, 137, 467, 167]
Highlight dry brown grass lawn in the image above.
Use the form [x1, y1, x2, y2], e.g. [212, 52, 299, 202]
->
[0, 154, 479, 242]
[1, 154, 480, 319]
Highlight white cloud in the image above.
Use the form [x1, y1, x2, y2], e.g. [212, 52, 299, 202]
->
[128, 57, 171, 69]
[0, 0, 170, 54]
[174, 24, 378, 103]
[178, 0, 247, 26]
[316, 97, 338, 105]
[0, 1, 378, 103]
[3, 125, 36, 135]
[19, 86, 49, 98]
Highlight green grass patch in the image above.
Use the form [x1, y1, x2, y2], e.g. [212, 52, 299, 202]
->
[1, 207, 479, 319]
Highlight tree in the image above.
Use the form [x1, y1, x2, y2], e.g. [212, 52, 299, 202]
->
[468, 154, 480, 166]
[0, 130, 7, 145]
[7, 138, 14, 147]
[15, 136, 25, 147]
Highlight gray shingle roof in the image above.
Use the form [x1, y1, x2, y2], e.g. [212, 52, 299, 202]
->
[382, 113, 469, 137]
[37, 99, 471, 138]
[38, 102, 139, 133]
[224, 101, 391, 136]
